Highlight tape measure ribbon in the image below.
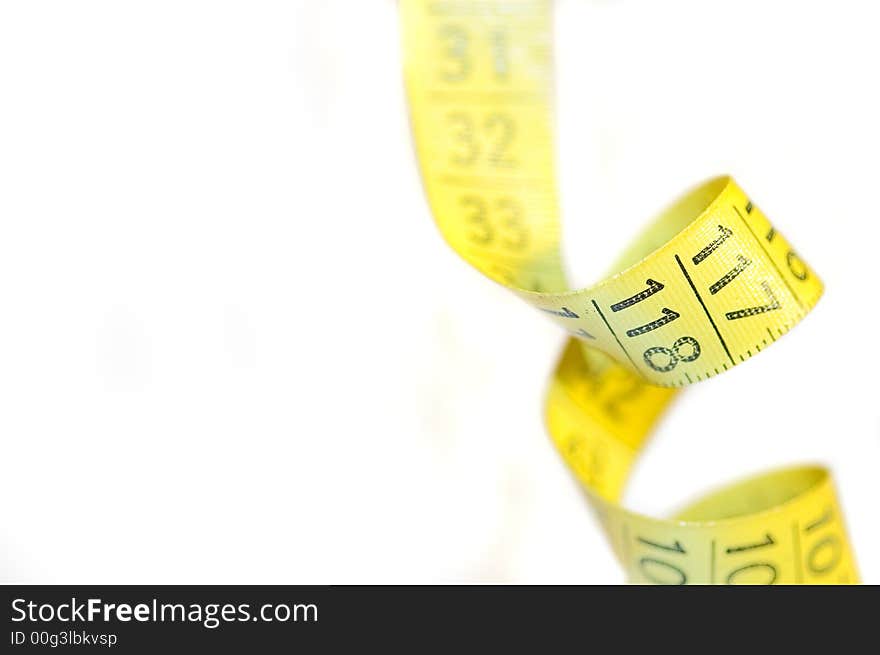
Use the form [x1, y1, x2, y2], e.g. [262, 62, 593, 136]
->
[400, 0, 858, 584]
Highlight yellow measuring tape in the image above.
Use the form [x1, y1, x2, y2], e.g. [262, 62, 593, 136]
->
[400, 0, 857, 583]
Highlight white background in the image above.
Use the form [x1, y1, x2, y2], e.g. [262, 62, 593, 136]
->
[0, 0, 877, 583]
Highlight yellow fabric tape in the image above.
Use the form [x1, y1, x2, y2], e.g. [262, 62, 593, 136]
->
[400, 0, 858, 583]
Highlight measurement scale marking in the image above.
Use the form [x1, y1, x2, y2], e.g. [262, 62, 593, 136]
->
[733, 205, 806, 311]
[591, 299, 640, 372]
[675, 255, 735, 365]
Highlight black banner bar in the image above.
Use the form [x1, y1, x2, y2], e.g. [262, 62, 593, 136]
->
[0, 585, 872, 651]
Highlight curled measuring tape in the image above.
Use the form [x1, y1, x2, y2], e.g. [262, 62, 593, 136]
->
[400, 0, 858, 583]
